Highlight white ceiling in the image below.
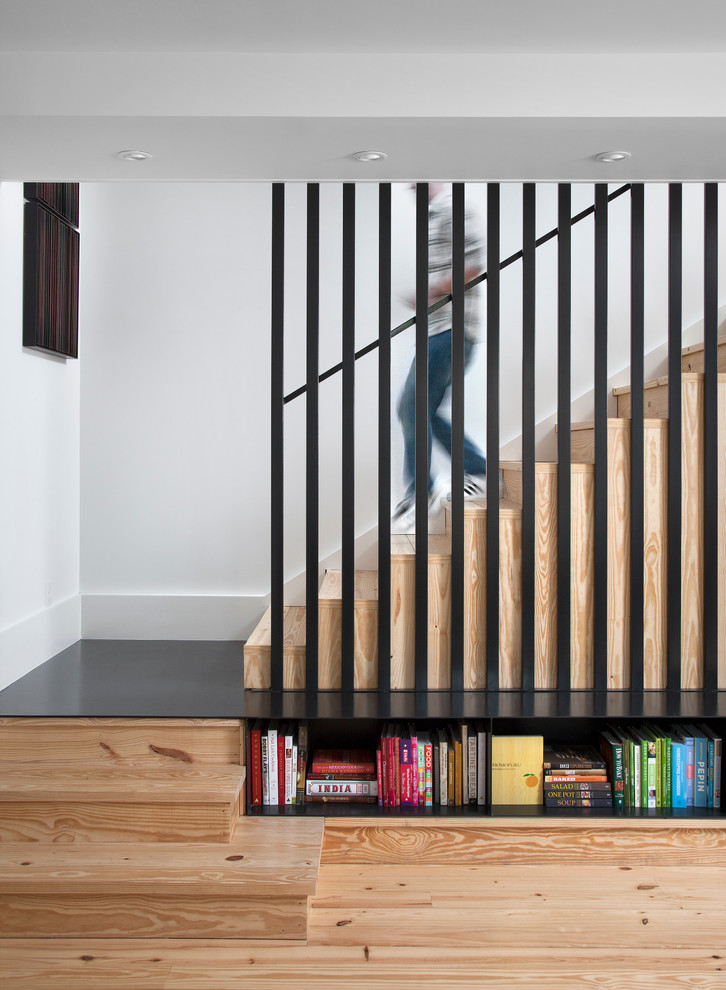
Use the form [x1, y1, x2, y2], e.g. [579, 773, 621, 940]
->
[1, 1, 726, 181]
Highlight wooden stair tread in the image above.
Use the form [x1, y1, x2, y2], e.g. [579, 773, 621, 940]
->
[0, 762, 245, 804]
[244, 606, 306, 652]
[390, 534, 451, 558]
[318, 569, 378, 604]
[0, 820, 322, 895]
[569, 418, 667, 431]
[500, 460, 558, 473]
[613, 371, 726, 396]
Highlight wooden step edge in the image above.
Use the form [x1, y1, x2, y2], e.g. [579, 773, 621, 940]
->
[244, 606, 306, 652]
[443, 497, 524, 519]
[681, 335, 726, 357]
[390, 534, 453, 559]
[612, 371, 726, 396]
[500, 461, 558, 473]
[318, 569, 378, 604]
[569, 418, 668, 431]
[0, 763, 246, 804]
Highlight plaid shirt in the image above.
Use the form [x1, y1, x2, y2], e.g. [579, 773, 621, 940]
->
[427, 189, 485, 341]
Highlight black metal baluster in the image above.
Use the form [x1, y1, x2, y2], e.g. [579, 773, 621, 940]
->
[342, 183, 356, 693]
[594, 184, 609, 691]
[451, 182, 465, 691]
[486, 183, 500, 692]
[557, 184, 572, 692]
[703, 182, 719, 691]
[415, 183, 429, 692]
[305, 183, 320, 693]
[521, 183, 536, 692]
[378, 183, 392, 693]
[270, 183, 285, 692]
[667, 183, 683, 690]
[630, 183, 645, 692]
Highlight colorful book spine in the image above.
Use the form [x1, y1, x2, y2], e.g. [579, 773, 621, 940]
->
[424, 736, 434, 807]
[545, 797, 613, 807]
[284, 726, 294, 805]
[376, 748, 383, 807]
[599, 730, 624, 809]
[261, 733, 270, 806]
[400, 735, 413, 807]
[277, 730, 285, 806]
[468, 730, 477, 804]
[671, 737, 687, 808]
[267, 724, 278, 806]
[296, 722, 308, 805]
[679, 728, 695, 808]
[476, 726, 487, 806]
[417, 736, 425, 805]
[306, 780, 378, 797]
[409, 726, 419, 807]
[310, 750, 376, 775]
[544, 780, 612, 791]
[250, 721, 263, 807]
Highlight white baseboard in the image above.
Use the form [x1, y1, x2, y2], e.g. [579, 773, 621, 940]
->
[0, 595, 82, 692]
[81, 594, 268, 641]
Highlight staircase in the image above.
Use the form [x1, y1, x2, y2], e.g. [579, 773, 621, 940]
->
[0, 718, 321, 939]
[245, 338, 726, 693]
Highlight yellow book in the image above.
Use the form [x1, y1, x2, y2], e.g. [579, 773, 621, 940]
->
[491, 735, 544, 805]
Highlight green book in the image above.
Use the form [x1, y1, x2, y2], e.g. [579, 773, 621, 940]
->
[599, 729, 624, 809]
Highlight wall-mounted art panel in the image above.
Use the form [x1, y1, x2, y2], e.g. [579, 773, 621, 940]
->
[24, 182, 80, 228]
[23, 199, 80, 358]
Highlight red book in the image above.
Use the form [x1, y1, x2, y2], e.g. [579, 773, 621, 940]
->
[380, 725, 388, 807]
[394, 730, 401, 807]
[310, 749, 376, 775]
[386, 727, 396, 807]
[400, 733, 413, 806]
[250, 719, 263, 806]
[376, 748, 383, 807]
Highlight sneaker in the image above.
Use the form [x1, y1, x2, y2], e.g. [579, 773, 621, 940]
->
[445, 473, 504, 502]
[391, 487, 444, 535]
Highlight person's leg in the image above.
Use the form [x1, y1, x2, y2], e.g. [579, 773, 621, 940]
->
[396, 352, 418, 501]
[429, 334, 487, 478]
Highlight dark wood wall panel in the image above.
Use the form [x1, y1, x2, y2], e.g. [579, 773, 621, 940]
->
[24, 182, 80, 228]
[23, 200, 80, 358]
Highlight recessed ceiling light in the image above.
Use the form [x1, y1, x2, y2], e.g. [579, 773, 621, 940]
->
[351, 150, 388, 162]
[115, 150, 153, 162]
[593, 150, 631, 163]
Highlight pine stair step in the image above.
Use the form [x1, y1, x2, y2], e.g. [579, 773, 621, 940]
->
[0, 717, 243, 766]
[681, 335, 726, 373]
[390, 535, 453, 691]
[612, 371, 726, 418]
[0, 763, 245, 843]
[0, 817, 322, 939]
[318, 570, 378, 691]
[243, 605, 306, 691]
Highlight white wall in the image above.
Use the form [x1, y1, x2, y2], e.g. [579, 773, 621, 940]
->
[78, 182, 726, 641]
[0, 182, 81, 691]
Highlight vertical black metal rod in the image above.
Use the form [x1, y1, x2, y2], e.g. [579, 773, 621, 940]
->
[377, 183, 392, 693]
[270, 183, 285, 692]
[703, 182, 719, 690]
[521, 183, 536, 692]
[450, 182, 466, 691]
[593, 184, 609, 692]
[667, 183, 683, 690]
[415, 183, 429, 692]
[486, 183, 500, 692]
[629, 183, 645, 692]
[305, 184, 320, 692]
[557, 184, 572, 692]
[341, 183, 356, 693]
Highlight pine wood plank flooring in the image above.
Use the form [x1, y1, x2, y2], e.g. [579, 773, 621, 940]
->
[4, 817, 726, 989]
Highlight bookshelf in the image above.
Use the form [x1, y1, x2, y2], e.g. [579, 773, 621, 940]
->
[241, 690, 726, 818]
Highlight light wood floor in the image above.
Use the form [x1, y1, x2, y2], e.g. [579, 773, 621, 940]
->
[3, 816, 726, 989]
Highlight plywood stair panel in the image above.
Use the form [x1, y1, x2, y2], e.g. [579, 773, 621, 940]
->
[443, 498, 523, 689]
[0, 817, 322, 939]
[390, 535, 452, 689]
[0, 763, 245, 843]
[500, 463, 558, 689]
[243, 605, 306, 690]
[613, 372, 726, 688]
[680, 335, 726, 373]
[318, 569, 378, 690]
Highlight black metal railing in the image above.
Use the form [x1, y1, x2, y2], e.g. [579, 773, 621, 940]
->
[267, 181, 720, 695]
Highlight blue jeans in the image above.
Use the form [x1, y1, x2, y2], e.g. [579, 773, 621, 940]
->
[397, 330, 486, 498]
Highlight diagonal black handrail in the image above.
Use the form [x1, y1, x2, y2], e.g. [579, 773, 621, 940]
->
[283, 183, 632, 405]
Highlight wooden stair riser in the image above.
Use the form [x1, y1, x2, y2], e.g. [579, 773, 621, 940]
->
[318, 604, 378, 691]
[0, 817, 322, 940]
[244, 606, 306, 690]
[390, 536, 451, 690]
[500, 465, 558, 689]
[615, 375, 726, 687]
[680, 336, 726, 373]
[0, 893, 307, 939]
[0, 765, 245, 844]
[0, 718, 243, 767]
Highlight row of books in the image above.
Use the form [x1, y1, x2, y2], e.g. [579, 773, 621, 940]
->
[376, 722, 488, 807]
[599, 723, 722, 810]
[543, 745, 613, 808]
[246, 719, 309, 806]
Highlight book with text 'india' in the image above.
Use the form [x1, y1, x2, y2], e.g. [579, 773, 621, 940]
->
[306, 779, 378, 798]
